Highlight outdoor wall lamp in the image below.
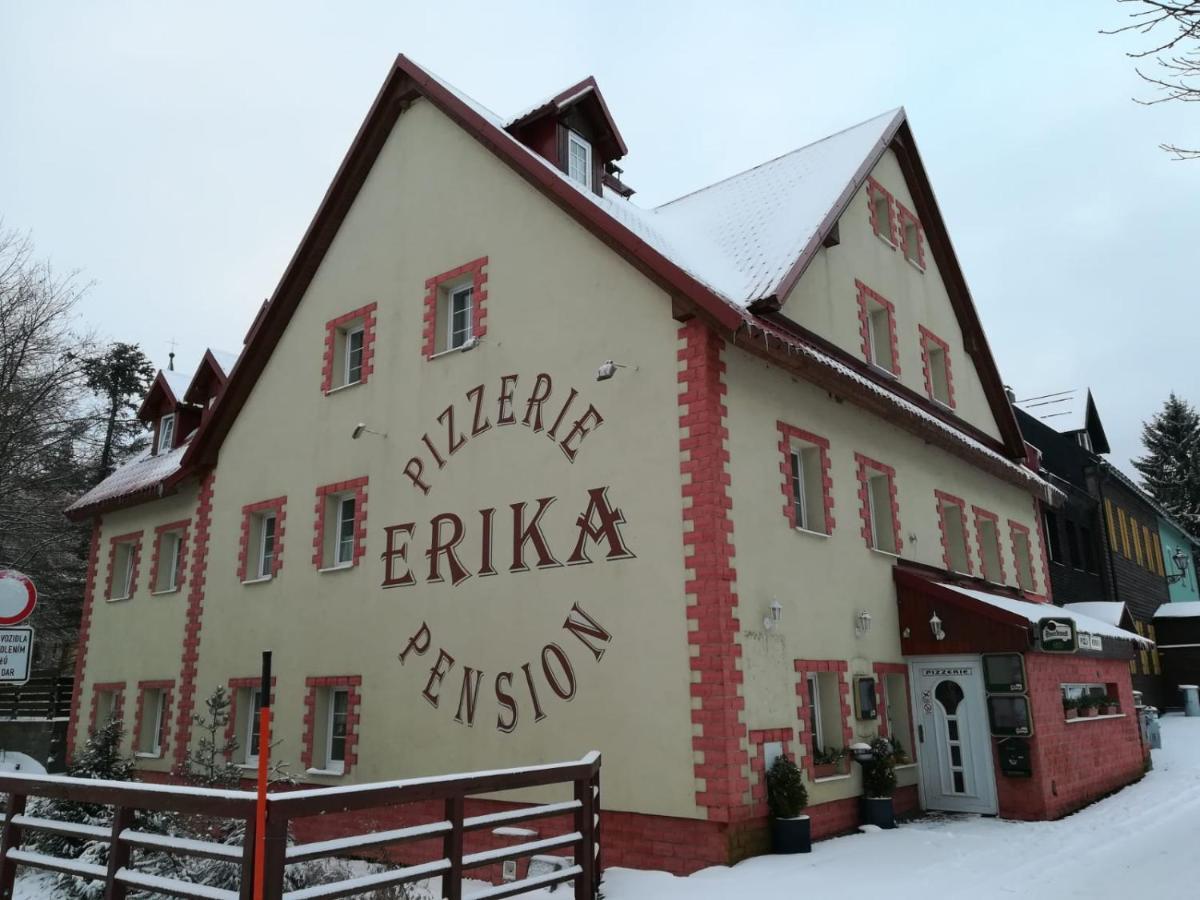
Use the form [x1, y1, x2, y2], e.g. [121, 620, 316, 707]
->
[855, 610, 872, 639]
[458, 335, 481, 353]
[764, 599, 783, 631]
[929, 611, 946, 641]
[351, 423, 388, 440]
[1167, 547, 1190, 584]
[595, 360, 639, 382]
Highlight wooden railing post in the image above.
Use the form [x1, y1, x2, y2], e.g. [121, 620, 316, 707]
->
[574, 774, 596, 900]
[239, 814, 257, 900]
[592, 768, 602, 887]
[443, 795, 464, 900]
[0, 792, 27, 900]
[261, 808, 288, 900]
[103, 805, 133, 900]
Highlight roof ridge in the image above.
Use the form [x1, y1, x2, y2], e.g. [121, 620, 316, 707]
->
[653, 107, 904, 212]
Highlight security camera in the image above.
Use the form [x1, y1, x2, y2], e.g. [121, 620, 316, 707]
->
[351, 423, 366, 440]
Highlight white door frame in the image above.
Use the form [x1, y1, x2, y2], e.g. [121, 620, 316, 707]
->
[907, 655, 999, 815]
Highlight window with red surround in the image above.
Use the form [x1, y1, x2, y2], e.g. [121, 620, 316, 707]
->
[777, 421, 835, 535]
[313, 477, 368, 569]
[226, 675, 277, 766]
[149, 519, 190, 595]
[1009, 519, 1041, 598]
[935, 489, 972, 574]
[748, 728, 794, 815]
[132, 679, 173, 758]
[873, 663, 916, 763]
[89, 682, 125, 735]
[423, 257, 488, 359]
[972, 506, 1006, 584]
[854, 453, 901, 553]
[854, 280, 900, 376]
[918, 325, 955, 408]
[238, 497, 287, 583]
[105, 531, 143, 601]
[896, 201, 925, 269]
[302, 675, 362, 775]
[866, 176, 897, 246]
[321, 303, 377, 394]
[793, 660, 853, 782]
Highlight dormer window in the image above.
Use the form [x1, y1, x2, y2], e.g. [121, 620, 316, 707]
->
[567, 131, 592, 189]
[157, 414, 176, 454]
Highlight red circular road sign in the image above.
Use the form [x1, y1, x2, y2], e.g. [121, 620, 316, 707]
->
[0, 570, 37, 626]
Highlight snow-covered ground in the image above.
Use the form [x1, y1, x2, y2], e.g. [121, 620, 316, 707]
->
[13, 715, 1199, 898]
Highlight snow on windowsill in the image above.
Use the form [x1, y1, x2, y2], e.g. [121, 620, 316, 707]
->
[870, 547, 901, 560]
[134, 751, 163, 760]
[106, 595, 131, 603]
[241, 576, 273, 586]
[324, 381, 363, 396]
[318, 564, 355, 574]
[1065, 714, 1126, 724]
[236, 763, 259, 771]
[428, 346, 468, 361]
[306, 767, 346, 777]
[906, 256, 926, 274]
[151, 588, 180, 596]
[868, 363, 899, 381]
[813, 773, 853, 784]
[793, 526, 830, 540]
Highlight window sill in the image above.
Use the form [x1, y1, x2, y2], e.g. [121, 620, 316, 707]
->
[151, 588, 180, 596]
[793, 526, 831, 540]
[867, 362, 898, 381]
[929, 396, 955, 413]
[305, 767, 346, 777]
[236, 763, 259, 771]
[873, 231, 897, 250]
[134, 751, 163, 759]
[427, 346, 472, 361]
[1065, 713, 1125, 724]
[869, 547, 901, 560]
[894, 763, 919, 771]
[813, 773, 853, 784]
[106, 595, 131, 603]
[317, 564, 355, 574]
[241, 576, 273, 586]
[324, 380, 363, 397]
[905, 256, 926, 273]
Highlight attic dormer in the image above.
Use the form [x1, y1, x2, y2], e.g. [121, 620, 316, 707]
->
[137, 369, 191, 456]
[184, 349, 237, 415]
[505, 77, 628, 197]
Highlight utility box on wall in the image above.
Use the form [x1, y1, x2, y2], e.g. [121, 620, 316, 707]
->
[998, 737, 1032, 777]
[854, 676, 878, 720]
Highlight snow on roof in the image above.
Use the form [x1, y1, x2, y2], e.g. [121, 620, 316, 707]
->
[940, 583, 1153, 645]
[1062, 602, 1127, 627]
[653, 110, 903, 303]
[1154, 601, 1200, 619]
[161, 368, 192, 401]
[66, 440, 188, 514]
[1014, 389, 1089, 433]
[209, 349, 239, 376]
[505, 79, 594, 126]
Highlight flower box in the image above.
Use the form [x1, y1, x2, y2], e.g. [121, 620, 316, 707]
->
[1103, 704, 1119, 716]
[1082, 706, 1098, 718]
[812, 759, 847, 779]
[1064, 707, 1078, 720]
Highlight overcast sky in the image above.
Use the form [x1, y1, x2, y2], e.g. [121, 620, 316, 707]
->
[2, 1, 1196, 476]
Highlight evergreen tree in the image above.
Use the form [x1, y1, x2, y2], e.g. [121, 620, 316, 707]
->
[1133, 393, 1200, 531]
[82, 341, 155, 478]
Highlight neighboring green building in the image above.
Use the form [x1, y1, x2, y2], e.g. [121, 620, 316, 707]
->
[1159, 517, 1200, 604]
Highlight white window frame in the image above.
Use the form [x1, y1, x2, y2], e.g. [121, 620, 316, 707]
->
[790, 449, 809, 531]
[158, 414, 176, 454]
[334, 495, 357, 567]
[866, 472, 895, 553]
[445, 284, 474, 352]
[807, 674, 824, 752]
[111, 542, 136, 600]
[866, 305, 895, 374]
[243, 689, 263, 767]
[926, 342, 951, 406]
[1013, 528, 1035, 591]
[942, 502, 970, 574]
[138, 689, 165, 757]
[256, 513, 276, 580]
[978, 517, 1002, 583]
[155, 531, 183, 593]
[567, 131, 592, 189]
[343, 325, 365, 386]
[324, 687, 349, 774]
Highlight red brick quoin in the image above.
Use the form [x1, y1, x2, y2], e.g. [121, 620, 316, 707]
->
[321, 302, 377, 394]
[854, 280, 901, 376]
[104, 530, 144, 600]
[854, 453, 902, 553]
[301, 675, 363, 774]
[66, 524, 102, 759]
[677, 319, 748, 823]
[918, 325, 955, 408]
[133, 679, 174, 758]
[312, 477, 368, 568]
[934, 489, 973, 574]
[776, 421, 835, 534]
[148, 519, 190, 594]
[1031, 497, 1054, 603]
[172, 470, 217, 772]
[422, 257, 488, 359]
[89, 682, 125, 736]
[237, 496, 287, 581]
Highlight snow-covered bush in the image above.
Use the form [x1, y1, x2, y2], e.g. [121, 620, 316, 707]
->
[766, 755, 808, 819]
[861, 737, 897, 799]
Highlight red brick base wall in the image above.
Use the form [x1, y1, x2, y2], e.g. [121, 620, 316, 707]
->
[997, 653, 1144, 821]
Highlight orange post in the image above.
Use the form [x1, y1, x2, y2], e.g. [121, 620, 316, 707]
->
[253, 651, 272, 900]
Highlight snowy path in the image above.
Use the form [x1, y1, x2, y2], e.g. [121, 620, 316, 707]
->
[604, 713, 1200, 900]
[14, 716, 1198, 898]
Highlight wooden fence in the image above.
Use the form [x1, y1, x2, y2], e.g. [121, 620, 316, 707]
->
[0, 751, 601, 900]
[0, 676, 73, 721]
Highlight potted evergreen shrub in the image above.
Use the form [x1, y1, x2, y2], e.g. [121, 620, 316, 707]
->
[889, 734, 912, 765]
[767, 755, 811, 853]
[1063, 696, 1079, 720]
[1081, 696, 1099, 718]
[859, 737, 897, 829]
[1103, 695, 1120, 716]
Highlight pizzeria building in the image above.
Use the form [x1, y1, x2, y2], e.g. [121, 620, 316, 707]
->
[66, 56, 1153, 874]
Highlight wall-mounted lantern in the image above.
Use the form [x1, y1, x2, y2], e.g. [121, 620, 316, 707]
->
[764, 598, 783, 631]
[855, 610, 872, 639]
[1167, 547, 1190, 584]
[929, 611, 945, 642]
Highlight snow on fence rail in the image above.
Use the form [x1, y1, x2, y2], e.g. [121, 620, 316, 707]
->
[0, 751, 602, 900]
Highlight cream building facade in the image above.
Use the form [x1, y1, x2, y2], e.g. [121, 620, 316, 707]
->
[67, 57, 1149, 874]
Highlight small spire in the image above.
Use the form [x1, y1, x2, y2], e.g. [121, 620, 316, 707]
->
[168, 351, 175, 371]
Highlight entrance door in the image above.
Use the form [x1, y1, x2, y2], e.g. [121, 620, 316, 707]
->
[909, 657, 998, 815]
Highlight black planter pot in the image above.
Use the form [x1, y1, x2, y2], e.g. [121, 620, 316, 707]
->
[860, 796, 895, 829]
[770, 815, 812, 853]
